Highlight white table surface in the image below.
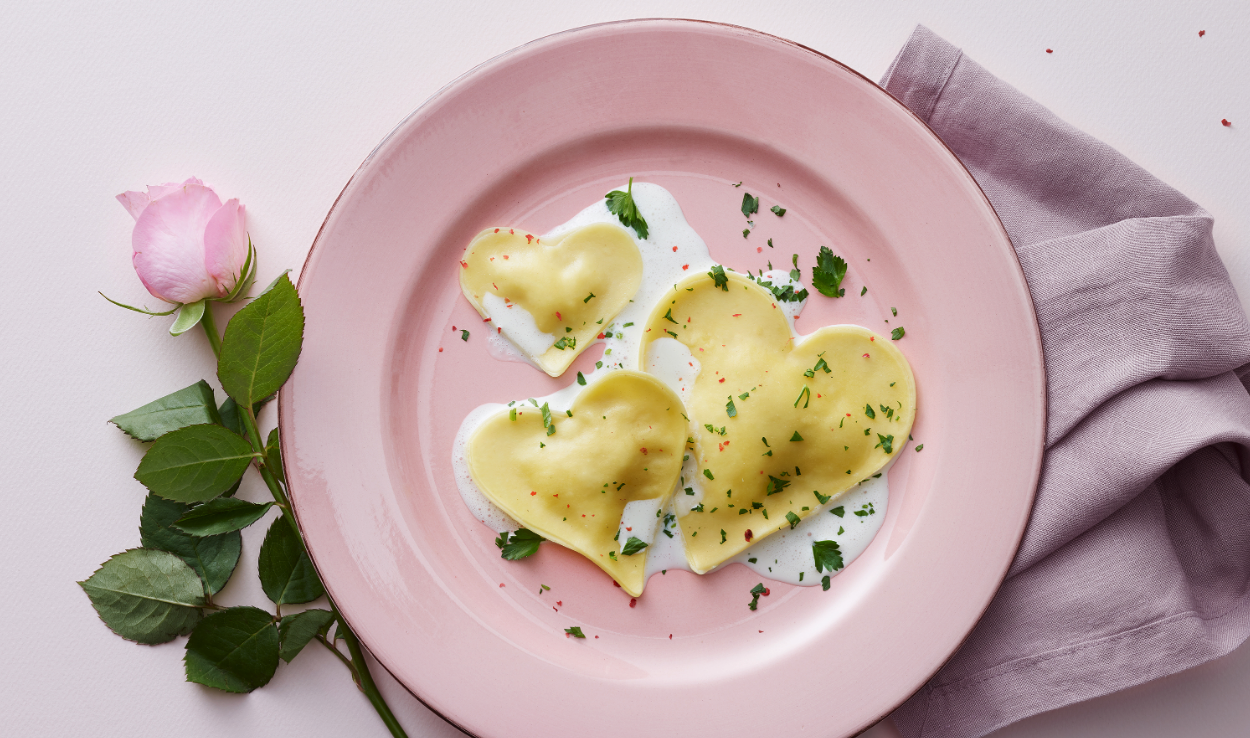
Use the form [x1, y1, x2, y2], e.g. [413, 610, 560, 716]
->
[4, 2, 1248, 736]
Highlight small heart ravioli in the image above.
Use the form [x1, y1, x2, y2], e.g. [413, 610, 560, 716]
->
[642, 271, 915, 574]
[460, 223, 642, 376]
[466, 371, 687, 596]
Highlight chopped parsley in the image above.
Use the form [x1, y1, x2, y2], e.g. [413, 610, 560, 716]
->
[726, 396, 737, 417]
[564, 626, 586, 638]
[767, 238, 774, 248]
[720, 529, 727, 544]
[621, 536, 649, 556]
[811, 245, 848, 297]
[509, 408, 517, 421]
[665, 330, 678, 338]
[865, 404, 875, 419]
[793, 385, 811, 408]
[821, 575, 831, 591]
[785, 511, 801, 529]
[692, 503, 704, 512]
[765, 475, 790, 496]
[605, 177, 649, 239]
[915, 443, 924, 452]
[771, 204, 786, 216]
[553, 335, 576, 350]
[746, 272, 808, 303]
[748, 582, 766, 610]
[761, 437, 770, 447]
[860, 286, 867, 296]
[741, 192, 760, 216]
[685, 487, 695, 495]
[732, 181, 743, 187]
[583, 292, 595, 303]
[790, 431, 803, 442]
[576, 371, 587, 386]
[813, 490, 831, 504]
[608, 551, 617, 561]
[830, 505, 845, 517]
[541, 403, 555, 436]
[663, 308, 678, 324]
[623, 322, 634, 327]
[708, 265, 729, 291]
[703, 469, 715, 480]
[460, 330, 470, 341]
[812, 539, 844, 572]
[739, 391, 750, 400]
[891, 326, 905, 340]
[891, 307, 898, 316]
[704, 423, 727, 436]
[875, 434, 895, 454]
[496, 528, 544, 560]
[742, 228, 750, 239]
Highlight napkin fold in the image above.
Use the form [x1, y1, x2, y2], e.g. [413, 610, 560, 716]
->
[881, 26, 1250, 738]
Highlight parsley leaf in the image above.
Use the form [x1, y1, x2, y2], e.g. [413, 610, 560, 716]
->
[460, 330, 470, 341]
[785, 511, 801, 529]
[790, 431, 803, 442]
[771, 204, 786, 216]
[576, 372, 587, 386]
[875, 434, 895, 454]
[741, 192, 760, 217]
[553, 335, 576, 350]
[821, 575, 831, 591]
[621, 536, 649, 556]
[891, 326, 905, 340]
[748, 582, 766, 610]
[830, 505, 845, 517]
[708, 265, 729, 291]
[726, 396, 737, 417]
[915, 443, 924, 452]
[663, 308, 678, 324]
[765, 475, 790, 496]
[703, 469, 714, 480]
[865, 404, 875, 419]
[541, 403, 555, 436]
[605, 177, 649, 239]
[564, 626, 586, 638]
[498, 529, 544, 560]
[811, 245, 848, 297]
[813, 490, 831, 505]
[812, 539, 844, 572]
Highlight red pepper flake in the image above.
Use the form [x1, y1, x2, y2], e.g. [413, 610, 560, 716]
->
[484, 317, 492, 322]
[682, 264, 689, 270]
[553, 606, 557, 612]
[613, 581, 621, 588]
[863, 353, 870, 358]
[525, 234, 534, 243]
[503, 254, 510, 259]
[1045, 48, 1053, 54]
[1199, 30, 1206, 37]
[499, 583, 505, 587]
[745, 529, 754, 542]
[509, 229, 514, 235]
[1222, 119, 1232, 127]
[497, 327, 502, 334]
[672, 246, 678, 252]
[530, 491, 537, 496]
[494, 228, 500, 233]
[492, 282, 499, 290]
[626, 526, 632, 531]
[438, 347, 443, 352]
[597, 333, 605, 339]
[640, 448, 648, 454]
[756, 247, 763, 253]
[732, 313, 741, 317]
[595, 635, 599, 639]
[762, 588, 770, 596]
[557, 601, 562, 606]
[718, 378, 725, 383]
[553, 494, 558, 497]
[629, 598, 637, 608]
[555, 311, 562, 320]
[459, 260, 468, 268]
[669, 634, 673, 640]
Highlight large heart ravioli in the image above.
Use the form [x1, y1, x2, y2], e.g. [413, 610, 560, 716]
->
[641, 271, 915, 574]
[459, 223, 642, 377]
[466, 371, 687, 596]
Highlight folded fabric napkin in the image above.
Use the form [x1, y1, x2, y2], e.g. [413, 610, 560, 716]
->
[880, 25, 1250, 738]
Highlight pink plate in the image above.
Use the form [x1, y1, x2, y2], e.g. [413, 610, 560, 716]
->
[281, 19, 1044, 738]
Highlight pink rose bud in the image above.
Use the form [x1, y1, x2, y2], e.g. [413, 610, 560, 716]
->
[117, 178, 250, 304]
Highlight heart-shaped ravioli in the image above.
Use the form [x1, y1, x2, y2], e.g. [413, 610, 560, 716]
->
[641, 271, 915, 574]
[466, 371, 687, 595]
[460, 223, 643, 376]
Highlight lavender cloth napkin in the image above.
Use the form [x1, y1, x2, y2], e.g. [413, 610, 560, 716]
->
[880, 26, 1250, 738]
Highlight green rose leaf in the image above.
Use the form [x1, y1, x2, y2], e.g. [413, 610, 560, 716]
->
[184, 606, 280, 693]
[218, 274, 304, 407]
[134, 424, 254, 503]
[173, 498, 274, 537]
[218, 397, 244, 436]
[264, 427, 285, 484]
[78, 548, 205, 644]
[140, 493, 242, 595]
[278, 608, 336, 663]
[258, 518, 325, 605]
[110, 380, 221, 442]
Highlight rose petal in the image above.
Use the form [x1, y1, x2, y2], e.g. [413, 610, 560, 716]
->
[203, 199, 248, 295]
[131, 184, 222, 303]
[147, 177, 206, 202]
[116, 190, 150, 221]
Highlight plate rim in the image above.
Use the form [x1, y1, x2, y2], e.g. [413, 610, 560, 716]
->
[281, 17, 1046, 737]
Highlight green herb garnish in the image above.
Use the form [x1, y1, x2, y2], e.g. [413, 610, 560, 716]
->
[771, 204, 786, 216]
[621, 536, 649, 556]
[812, 539, 844, 572]
[496, 528, 544, 560]
[709, 265, 729, 291]
[565, 626, 586, 638]
[891, 326, 905, 340]
[811, 245, 848, 297]
[785, 511, 801, 529]
[741, 192, 760, 216]
[605, 177, 649, 239]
